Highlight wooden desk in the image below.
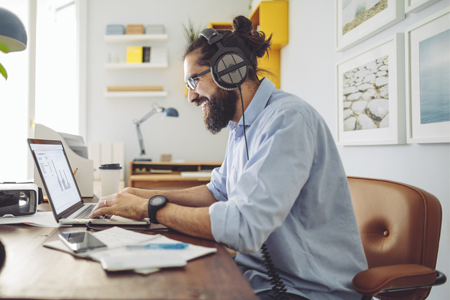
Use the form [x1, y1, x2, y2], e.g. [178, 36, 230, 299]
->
[129, 161, 222, 189]
[0, 202, 256, 300]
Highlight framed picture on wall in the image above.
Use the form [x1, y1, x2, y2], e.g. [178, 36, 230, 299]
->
[336, 33, 406, 145]
[405, 7, 450, 143]
[336, 0, 405, 51]
[405, 0, 441, 14]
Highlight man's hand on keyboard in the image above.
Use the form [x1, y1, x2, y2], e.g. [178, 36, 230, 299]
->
[89, 190, 148, 220]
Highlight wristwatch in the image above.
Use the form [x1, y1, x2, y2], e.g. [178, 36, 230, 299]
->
[147, 195, 169, 224]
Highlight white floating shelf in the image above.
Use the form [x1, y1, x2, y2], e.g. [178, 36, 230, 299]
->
[104, 34, 168, 43]
[104, 91, 168, 98]
[105, 63, 168, 70]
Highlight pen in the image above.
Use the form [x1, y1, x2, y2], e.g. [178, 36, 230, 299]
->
[73, 168, 78, 175]
[126, 243, 189, 250]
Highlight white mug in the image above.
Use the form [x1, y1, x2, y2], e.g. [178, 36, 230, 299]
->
[99, 164, 122, 196]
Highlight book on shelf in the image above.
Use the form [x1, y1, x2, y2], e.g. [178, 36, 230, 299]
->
[126, 46, 151, 63]
[126, 46, 143, 63]
[143, 47, 151, 63]
[107, 86, 164, 92]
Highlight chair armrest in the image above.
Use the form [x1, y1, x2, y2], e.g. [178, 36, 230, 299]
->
[352, 264, 437, 296]
[435, 270, 447, 286]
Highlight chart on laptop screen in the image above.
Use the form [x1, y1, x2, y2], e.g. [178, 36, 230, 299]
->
[31, 143, 80, 214]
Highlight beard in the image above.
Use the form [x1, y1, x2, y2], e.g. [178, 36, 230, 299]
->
[203, 87, 239, 134]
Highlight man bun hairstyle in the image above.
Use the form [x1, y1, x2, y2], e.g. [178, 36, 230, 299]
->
[184, 15, 272, 82]
[232, 16, 271, 60]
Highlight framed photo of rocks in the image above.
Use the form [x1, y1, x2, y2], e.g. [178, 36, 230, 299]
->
[336, 0, 404, 51]
[336, 33, 406, 145]
[405, 7, 450, 143]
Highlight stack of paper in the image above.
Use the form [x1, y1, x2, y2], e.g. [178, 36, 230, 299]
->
[0, 211, 59, 227]
[44, 227, 217, 274]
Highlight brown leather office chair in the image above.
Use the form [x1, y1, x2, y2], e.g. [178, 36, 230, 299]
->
[348, 176, 446, 300]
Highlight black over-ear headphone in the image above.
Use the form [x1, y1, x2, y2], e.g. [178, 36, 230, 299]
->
[199, 28, 249, 91]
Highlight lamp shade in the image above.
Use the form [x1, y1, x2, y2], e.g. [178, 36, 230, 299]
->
[163, 108, 179, 117]
[0, 7, 27, 53]
[0, 240, 5, 272]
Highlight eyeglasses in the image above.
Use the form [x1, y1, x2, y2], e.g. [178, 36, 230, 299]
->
[185, 68, 210, 91]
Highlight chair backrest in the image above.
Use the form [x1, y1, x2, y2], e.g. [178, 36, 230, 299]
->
[347, 176, 442, 299]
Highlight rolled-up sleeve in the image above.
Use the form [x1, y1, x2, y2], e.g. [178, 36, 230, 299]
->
[209, 108, 315, 254]
[206, 155, 228, 201]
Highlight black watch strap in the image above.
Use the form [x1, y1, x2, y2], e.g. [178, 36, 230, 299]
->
[148, 195, 168, 224]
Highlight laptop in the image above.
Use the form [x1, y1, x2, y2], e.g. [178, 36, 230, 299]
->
[28, 138, 149, 226]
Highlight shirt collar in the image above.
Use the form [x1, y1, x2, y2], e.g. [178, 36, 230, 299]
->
[227, 78, 275, 130]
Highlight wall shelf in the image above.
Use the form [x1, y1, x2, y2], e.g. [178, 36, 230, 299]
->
[104, 32, 168, 99]
[104, 91, 168, 98]
[105, 62, 168, 70]
[104, 34, 168, 43]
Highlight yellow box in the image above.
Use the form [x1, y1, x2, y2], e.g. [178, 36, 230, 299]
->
[126, 46, 143, 63]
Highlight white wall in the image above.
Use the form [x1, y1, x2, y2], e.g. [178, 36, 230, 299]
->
[86, 0, 250, 176]
[279, 1, 450, 299]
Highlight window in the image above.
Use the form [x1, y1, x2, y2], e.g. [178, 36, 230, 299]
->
[35, 0, 78, 134]
[0, 0, 29, 182]
[0, 0, 80, 182]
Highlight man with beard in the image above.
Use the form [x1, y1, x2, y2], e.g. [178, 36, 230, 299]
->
[91, 16, 367, 300]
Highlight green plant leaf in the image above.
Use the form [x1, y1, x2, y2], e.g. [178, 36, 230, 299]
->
[0, 43, 10, 53]
[0, 63, 7, 80]
[182, 18, 203, 45]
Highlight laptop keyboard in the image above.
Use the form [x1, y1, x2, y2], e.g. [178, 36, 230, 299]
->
[74, 205, 95, 219]
[73, 205, 112, 220]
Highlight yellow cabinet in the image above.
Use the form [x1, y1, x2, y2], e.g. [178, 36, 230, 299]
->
[250, 1, 289, 49]
[208, 22, 232, 31]
[250, 0, 289, 88]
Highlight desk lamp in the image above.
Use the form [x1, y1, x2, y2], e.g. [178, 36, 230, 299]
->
[133, 103, 179, 162]
[0, 7, 28, 80]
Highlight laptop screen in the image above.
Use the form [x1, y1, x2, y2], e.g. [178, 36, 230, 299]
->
[29, 140, 82, 216]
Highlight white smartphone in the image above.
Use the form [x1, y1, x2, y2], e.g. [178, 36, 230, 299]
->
[59, 231, 107, 253]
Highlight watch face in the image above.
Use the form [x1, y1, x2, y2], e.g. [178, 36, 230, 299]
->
[151, 196, 165, 206]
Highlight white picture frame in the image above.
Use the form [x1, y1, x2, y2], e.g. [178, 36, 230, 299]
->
[405, 7, 450, 143]
[405, 0, 441, 14]
[336, 0, 405, 51]
[336, 33, 405, 145]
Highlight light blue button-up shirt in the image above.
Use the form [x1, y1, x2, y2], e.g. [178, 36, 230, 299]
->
[207, 78, 368, 300]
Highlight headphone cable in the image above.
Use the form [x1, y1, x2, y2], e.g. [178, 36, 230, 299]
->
[237, 85, 289, 300]
[238, 86, 249, 161]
